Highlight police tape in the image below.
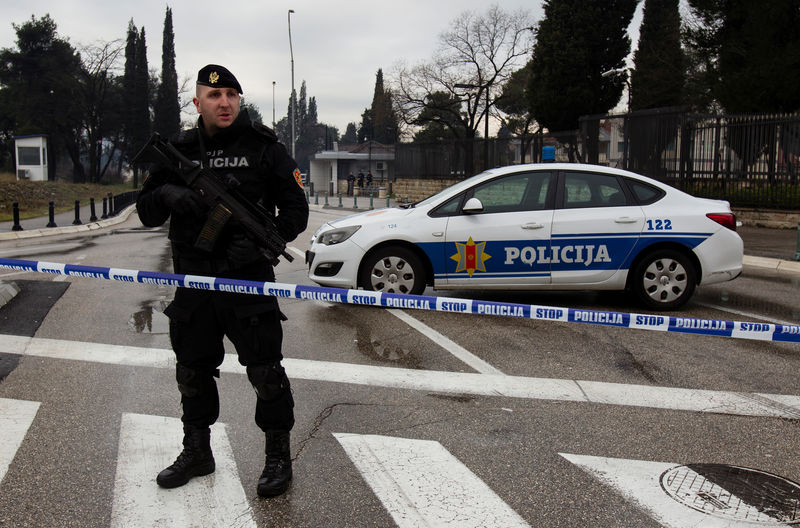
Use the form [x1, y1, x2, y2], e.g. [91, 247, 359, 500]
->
[1, 257, 799, 344]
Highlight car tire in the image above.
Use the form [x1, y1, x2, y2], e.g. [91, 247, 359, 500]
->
[360, 246, 426, 295]
[632, 249, 696, 310]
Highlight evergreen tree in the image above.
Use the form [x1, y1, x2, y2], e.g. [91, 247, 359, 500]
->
[131, 27, 150, 187]
[528, 0, 637, 159]
[122, 20, 138, 167]
[153, 7, 180, 138]
[630, 0, 683, 111]
[360, 69, 399, 144]
[341, 123, 358, 144]
[627, 0, 684, 176]
[0, 15, 85, 180]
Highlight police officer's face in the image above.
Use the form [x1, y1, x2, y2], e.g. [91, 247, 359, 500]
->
[194, 85, 241, 135]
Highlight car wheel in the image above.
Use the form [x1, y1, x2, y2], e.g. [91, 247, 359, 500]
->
[360, 246, 426, 295]
[632, 249, 696, 310]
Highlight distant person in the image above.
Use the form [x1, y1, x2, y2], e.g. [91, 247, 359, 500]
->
[357, 170, 365, 190]
[366, 171, 373, 189]
[347, 171, 355, 196]
[136, 64, 308, 498]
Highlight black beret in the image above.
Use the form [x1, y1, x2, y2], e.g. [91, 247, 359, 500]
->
[196, 64, 242, 94]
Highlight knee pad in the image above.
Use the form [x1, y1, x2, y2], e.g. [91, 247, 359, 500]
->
[247, 363, 290, 402]
[176, 363, 217, 398]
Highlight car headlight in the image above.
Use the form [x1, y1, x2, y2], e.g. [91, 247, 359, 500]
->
[318, 225, 361, 245]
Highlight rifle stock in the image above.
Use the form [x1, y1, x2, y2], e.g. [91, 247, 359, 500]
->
[133, 133, 293, 266]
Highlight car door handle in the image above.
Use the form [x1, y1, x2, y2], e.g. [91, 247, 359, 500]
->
[521, 222, 544, 230]
[614, 217, 639, 224]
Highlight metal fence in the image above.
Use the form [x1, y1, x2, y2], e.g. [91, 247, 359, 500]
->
[578, 109, 800, 210]
[394, 111, 800, 210]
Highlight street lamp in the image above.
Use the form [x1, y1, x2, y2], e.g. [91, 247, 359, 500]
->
[455, 82, 491, 166]
[272, 81, 276, 129]
[288, 9, 296, 159]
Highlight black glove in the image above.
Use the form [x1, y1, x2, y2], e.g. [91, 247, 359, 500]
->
[157, 183, 207, 216]
[226, 233, 262, 267]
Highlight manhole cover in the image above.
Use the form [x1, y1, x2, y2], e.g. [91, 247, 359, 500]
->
[660, 463, 800, 524]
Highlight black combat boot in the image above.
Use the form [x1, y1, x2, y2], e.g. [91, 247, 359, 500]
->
[156, 424, 215, 488]
[257, 430, 292, 497]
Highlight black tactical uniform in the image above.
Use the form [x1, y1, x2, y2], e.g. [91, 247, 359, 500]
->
[136, 65, 308, 497]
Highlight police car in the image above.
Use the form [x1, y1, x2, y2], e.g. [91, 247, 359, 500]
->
[306, 163, 743, 310]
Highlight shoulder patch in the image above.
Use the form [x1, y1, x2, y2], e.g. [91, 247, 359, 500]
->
[251, 122, 278, 142]
[293, 168, 304, 188]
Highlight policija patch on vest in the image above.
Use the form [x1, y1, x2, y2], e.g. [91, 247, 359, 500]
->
[293, 168, 303, 188]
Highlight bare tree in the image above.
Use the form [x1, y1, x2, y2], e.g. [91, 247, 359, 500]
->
[78, 39, 124, 182]
[390, 4, 533, 141]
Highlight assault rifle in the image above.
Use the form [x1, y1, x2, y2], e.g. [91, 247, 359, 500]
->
[133, 133, 293, 266]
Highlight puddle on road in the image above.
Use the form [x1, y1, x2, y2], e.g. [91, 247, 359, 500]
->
[129, 301, 169, 334]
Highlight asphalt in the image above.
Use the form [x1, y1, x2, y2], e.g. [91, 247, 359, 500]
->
[1, 204, 799, 310]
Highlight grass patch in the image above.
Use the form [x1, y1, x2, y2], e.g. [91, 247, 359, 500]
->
[0, 172, 134, 222]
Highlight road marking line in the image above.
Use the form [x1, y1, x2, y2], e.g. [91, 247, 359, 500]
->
[335, 432, 529, 528]
[696, 302, 798, 326]
[111, 413, 256, 528]
[3, 334, 800, 418]
[0, 398, 40, 485]
[287, 246, 305, 259]
[387, 308, 504, 375]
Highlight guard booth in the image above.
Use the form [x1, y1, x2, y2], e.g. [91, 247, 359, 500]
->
[14, 134, 48, 181]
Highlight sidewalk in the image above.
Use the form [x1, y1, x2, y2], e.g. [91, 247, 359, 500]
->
[1, 204, 799, 309]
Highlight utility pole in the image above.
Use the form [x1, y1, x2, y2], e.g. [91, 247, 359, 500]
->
[288, 9, 296, 159]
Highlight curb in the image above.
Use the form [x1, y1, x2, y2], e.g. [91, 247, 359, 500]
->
[0, 280, 20, 307]
[0, 204, 137, 242]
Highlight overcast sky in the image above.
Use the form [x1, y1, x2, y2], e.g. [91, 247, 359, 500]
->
[1, 1, 644, 133]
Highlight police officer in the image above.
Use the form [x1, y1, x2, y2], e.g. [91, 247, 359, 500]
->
[136, 64, 308, 498]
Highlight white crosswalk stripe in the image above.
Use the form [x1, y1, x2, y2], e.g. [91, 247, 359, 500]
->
[335, 432, 530, 528]
[0, 397, 40, 485]
[110, 413, 256, 528]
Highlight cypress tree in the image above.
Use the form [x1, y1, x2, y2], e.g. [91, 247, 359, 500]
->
[153, 7, 180, 137]
[122, 20, 137, 167]
[630, 0, 683, 110]
[131, 27, 150, 187]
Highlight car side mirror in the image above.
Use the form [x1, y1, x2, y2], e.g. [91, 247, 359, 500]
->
[462, 197, 484, 214]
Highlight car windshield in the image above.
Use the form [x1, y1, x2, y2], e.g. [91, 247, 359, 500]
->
[409, 170, 495, 208]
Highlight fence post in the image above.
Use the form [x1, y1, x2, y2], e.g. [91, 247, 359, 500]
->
[101, 197, 108, 219]
[794, 219, 800, 262]
[46, 202, 57, 228]
[89, 198, 98, 221]
[11, 203, 23, 231]
[72, 200, 82, 225]
[107, 193, 114, 216]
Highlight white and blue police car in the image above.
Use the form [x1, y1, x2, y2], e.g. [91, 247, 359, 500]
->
[306, 163, 743, 310]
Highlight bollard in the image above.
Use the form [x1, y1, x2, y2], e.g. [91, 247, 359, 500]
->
[338, 193, 343, 208]
[353, 194, 358, 209]
[46, 202, 57, 228]
[404, 196, 409, 204]
[101, 197, 108, 219]
[72, 200, 82, 225]
[11, 203, 23, 231]
[107, 193, 113, 216]
[386, 196, 390, 208]
[314, 192, 319, 205]
[794, 219, 800, 261]
[89, 198, 98, 221]
[369, 192, 374, 210]
[324, 192, 329, 206]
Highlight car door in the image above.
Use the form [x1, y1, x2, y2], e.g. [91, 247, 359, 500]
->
[443, 170, 554, 287]
[550, 170, 644, 284]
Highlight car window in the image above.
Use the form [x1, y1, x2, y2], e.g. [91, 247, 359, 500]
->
[563, 172, 626, 208]
[625, 178, 665, 205]
[432, 193, 463, 216]
[469, 172, 551, 214]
